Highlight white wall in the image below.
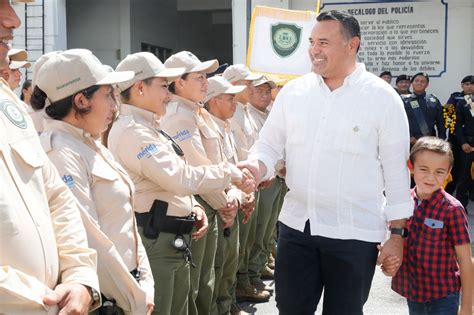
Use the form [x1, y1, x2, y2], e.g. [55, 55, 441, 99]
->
[288, 0, 473, 102]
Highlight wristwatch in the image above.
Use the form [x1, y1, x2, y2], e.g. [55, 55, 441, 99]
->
[390, 227, 408, 238]
[88, 286, 101, 309]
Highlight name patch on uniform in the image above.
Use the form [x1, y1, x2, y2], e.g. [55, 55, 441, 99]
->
[137, 144, 159, 160]
[62, 175, 76, 189]
[409, 100, 420, 109]
[0, 99, 27, 129]
[173, 129, 192, 142]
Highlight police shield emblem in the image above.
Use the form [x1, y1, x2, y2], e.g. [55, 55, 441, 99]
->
[0, 100, 27, 129]
[271, 23, 302, 58]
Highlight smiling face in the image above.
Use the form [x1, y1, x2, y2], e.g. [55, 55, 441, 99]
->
[396, 80, 411, 94]
[308, 20, 359, 85]
[141, 77, 171, 117]
[0, 1, 21, 68]
[209, 93, 237, 121]
[412, 150, 451, 200]
[411, 75, 429, 94]
[176, 71, 208, 103]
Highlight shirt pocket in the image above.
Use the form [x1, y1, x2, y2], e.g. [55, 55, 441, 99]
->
[91, 160, 119, 184]
[199, 124, 222, 163]
[334, 119, 371, 155]
[8, 137, 47, 231]
[419, 218, 446, 243]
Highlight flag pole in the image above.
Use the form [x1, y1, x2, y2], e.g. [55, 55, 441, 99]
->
[316, 0, 321, 13]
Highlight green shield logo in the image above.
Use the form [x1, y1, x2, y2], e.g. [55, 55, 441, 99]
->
[271, 23, 302, 58]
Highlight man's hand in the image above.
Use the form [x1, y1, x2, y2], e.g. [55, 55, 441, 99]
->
[192, 206, 208, 240]
[377, 236, 404, 275]
[234, 168, 256, 194]
[43, 283, 92, 315]
[377, 244, 401, 277]
[241, 193, 256, 224]
[219, 197, 239, 228]
[462, 143, 472, 153]
[237, 160, 266, 184]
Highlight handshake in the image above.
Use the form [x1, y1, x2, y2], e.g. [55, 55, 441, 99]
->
[231, 159, 264, 194]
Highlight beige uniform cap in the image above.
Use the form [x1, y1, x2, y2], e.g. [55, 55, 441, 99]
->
[31, 51, 62, 88]
[9, 60, 31, 70]
[7, 48, 27, 62]
[116, 52, 185, 92]
[205, 76, 246, 103]
[36, 49, 134, 103]
[252, 75, 277, 89]
[222, 64, 262, 83]
[165, 51, 219, 74]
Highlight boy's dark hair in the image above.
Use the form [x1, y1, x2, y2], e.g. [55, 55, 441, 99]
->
[410, 136, 454, 168]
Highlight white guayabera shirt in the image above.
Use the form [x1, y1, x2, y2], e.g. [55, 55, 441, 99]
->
[249, 63, 413, 242]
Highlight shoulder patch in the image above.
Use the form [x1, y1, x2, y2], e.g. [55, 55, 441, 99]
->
[172, 129, 192, 142]
[137, 143, 159, 160]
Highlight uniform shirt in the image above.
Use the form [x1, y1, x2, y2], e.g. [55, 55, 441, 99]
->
[455, 95, 474, 145]
[402, 92, 446, 139]
[231, 102, 259, 157]
[161, 95, 242, 209]
[40, 119, 154, 312]
[210, 114, 242, 203]
[249, 64, 413, 242]
[0, 79, 99, 314]
[392, 189, 470, 302]
[108, 104, 242, 216]
[446, 91, 466, 108]
[247, 103, 269, 132]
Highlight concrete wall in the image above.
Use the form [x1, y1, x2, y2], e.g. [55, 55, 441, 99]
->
[129, 0, 232, 65]
[66, 0, 128, 67]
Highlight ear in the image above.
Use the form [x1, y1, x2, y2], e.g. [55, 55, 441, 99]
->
[134, 81, 145, 96]
[349, 37, 360, 53]
[407, 159, 414, 171]
[73, 93, 88, 109]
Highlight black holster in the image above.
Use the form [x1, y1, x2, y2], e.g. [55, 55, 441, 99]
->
[136, 200, 195, 239]
[98, 295, 120, 315]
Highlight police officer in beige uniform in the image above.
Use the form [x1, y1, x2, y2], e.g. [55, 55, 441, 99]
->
[161, 51, 255, 315]
[0, 2, 100, 314]
[108, 52, 251, 315]
[204, 76, 250, 315]
[31, 49, 155, 314]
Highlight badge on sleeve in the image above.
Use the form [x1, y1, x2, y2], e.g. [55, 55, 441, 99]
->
[0, 100, 27, 129]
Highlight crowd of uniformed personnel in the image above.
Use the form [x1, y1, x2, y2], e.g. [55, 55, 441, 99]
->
[0, 6, 289, 312]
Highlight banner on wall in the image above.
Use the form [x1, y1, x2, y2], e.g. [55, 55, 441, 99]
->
[246, 6, 318, 81]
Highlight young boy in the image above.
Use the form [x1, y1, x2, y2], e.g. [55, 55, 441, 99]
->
[391, 137, 472, 315]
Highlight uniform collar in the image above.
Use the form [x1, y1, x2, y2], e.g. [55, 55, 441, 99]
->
[120, 103, 160, 129]
[248, 103, 269, 118]
[43, 119, 98, 145]
[172, 95, 203, 110]
[209, 114, 230, 134]
[414, 91, 427, 98]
